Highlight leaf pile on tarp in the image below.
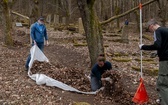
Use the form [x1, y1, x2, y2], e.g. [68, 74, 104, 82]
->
[31, 61, 91, 92]
[96, 70, 133, 105]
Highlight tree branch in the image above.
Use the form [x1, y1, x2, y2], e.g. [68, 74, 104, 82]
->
[11, 11, 30, 20]
[100, 0, 157, 25]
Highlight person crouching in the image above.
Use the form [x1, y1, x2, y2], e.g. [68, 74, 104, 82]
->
[90, 54, 112, 91]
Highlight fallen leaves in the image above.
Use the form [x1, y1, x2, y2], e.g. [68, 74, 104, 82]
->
[0, 28, 159, 104]
[97, 70, 133, 105]
[31, 61, 91, 92]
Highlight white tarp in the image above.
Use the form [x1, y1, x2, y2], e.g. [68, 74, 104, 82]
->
[28, 45, 97, 94]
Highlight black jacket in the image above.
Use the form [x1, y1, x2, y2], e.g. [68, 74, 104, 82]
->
[142, 27, 168, 61]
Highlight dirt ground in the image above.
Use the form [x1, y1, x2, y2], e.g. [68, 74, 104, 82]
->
[0, 26, 159, 105]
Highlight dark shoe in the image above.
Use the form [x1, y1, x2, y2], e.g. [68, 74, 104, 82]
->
[25, 67, 29, 71]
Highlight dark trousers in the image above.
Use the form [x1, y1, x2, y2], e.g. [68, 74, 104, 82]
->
[25, 42, 44, 69]
[156, 61, 168, 105]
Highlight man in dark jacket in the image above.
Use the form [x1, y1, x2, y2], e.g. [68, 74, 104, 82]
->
[25, 17, 49, 70]
[139, 19, 168, 105]
[90, 54, 112, 91]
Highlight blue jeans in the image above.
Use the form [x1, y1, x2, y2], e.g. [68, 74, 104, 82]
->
[25, 42, 44, 69]
[90, 75, 102, 91]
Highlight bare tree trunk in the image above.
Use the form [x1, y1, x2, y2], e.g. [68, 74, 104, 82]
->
[29, 0, 40, 24]
[1, 0, 13, 46]
[133, 0, 140, 32]
[67, 0, 71, 24]
[134, 10, 140, 32]
[41, 0, 44, 16]
[0, 5, 2, 26]
[110, 0, 112, 17]
[148, 1, 151, 19]
[100, 0, 106, 21]
[77, 0, 104, 67]
[54, 0, 59, 14]
[115, 0, 120, 29]
[157, 0, 168, 26]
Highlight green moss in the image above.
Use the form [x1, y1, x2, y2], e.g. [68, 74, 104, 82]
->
[112, 57, 132, 62]
[134, 58, 154, 62]
[132, 66, 140, 71]
[132, 66, 158, 76]
[147, 61, 157, 64]
[143, 34, 153, 41]
[132, 38, 139, 42]
[106, 53, 113, 56]
[113, 52, 128, 57]
[73, 102, 91, 105]
[104, 44, 109, 47]
[73, 43, 87, 47]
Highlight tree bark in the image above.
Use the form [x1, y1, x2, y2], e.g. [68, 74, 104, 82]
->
[133, 0, 140, 32]
[1, 0, 13, 46]
[77, 0, 104, 67]
[54, 0, 59, 14]
[134, 10, 140, 32]
[29, 0, 40, 24]
[100, 0, 157, 25]
[67, 0, 71, 24]
[114, 4, 120, 28]
[157, 0, 168, 26]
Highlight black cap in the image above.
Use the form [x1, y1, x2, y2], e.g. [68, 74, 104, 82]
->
[38, 16, 44, 21]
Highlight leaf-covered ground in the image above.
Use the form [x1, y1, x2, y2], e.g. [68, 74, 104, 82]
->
[0, 26, 159, 105]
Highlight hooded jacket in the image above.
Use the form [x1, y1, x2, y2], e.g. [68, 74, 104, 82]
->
[30, 22, 48, 43]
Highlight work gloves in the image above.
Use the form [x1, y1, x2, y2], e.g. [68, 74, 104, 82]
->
[139, 44, 157, 58]
[102, 77, 111, 82]
[104, 77, 111, 81]
[139, 44, 144, 49]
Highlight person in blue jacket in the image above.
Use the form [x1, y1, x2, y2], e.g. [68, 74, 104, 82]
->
[124, 19, 129, 25]
[25, 17, 49, 71]
[90, 54, 112, 91]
